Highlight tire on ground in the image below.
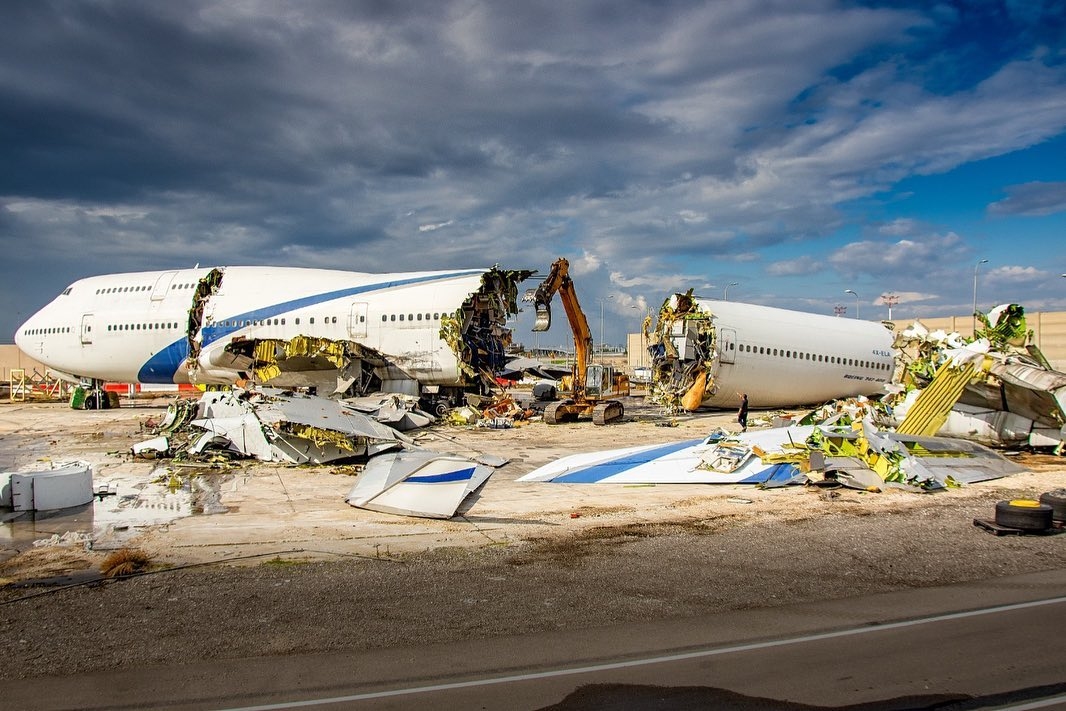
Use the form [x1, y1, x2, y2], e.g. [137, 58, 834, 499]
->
[994, 499, 1053, 531]
[1038, 489, 1066, 523]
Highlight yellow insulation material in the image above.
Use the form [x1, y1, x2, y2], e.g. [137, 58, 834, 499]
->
[896, 361, 976, 436]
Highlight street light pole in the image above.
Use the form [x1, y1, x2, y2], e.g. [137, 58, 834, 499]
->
[972, 259, 988, 331]
[598, 296, 613, 358]
[844, 289, 859, 319]
[724, 281, 738, 300]
[883, 293, 899, 320]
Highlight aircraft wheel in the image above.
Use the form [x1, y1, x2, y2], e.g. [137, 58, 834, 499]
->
[434, 402, 450, 417]
[994, 499, 1053, 531]
[1038, 489, 1066, 524]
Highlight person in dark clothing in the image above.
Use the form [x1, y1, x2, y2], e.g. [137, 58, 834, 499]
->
[737, 393, 749, 431]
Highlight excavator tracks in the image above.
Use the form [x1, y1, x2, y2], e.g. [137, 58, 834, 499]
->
[543, 399, 576, 425]
[592, 400, 624, 425]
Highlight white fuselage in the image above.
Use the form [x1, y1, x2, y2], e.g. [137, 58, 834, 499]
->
[15, 266, 489, 387]
[694, 299, 896, 408]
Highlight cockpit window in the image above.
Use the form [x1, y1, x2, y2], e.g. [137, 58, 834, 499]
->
[62, 287, 73, 296]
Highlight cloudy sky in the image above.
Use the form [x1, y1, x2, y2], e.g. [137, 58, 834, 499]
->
[3, 0, 1066, 349]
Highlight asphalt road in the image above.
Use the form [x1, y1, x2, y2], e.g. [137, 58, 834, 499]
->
[7, 569, 1066, 711]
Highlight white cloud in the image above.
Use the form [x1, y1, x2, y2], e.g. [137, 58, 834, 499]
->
[765, 255, 824, 276]
[986, 265, 1050, 282]
[418, 220, 454, 232]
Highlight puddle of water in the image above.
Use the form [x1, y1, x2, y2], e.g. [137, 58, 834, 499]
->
[1, 466, 233, 557]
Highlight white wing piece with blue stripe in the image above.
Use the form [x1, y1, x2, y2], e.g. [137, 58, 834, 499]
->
[517, 426, 815, 484]
[347, 450, 495, 519]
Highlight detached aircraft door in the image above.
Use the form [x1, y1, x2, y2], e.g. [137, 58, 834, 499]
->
[348, 302, 368, 338]
[80, 313, 95, 345]
[718, 328, 737, 364]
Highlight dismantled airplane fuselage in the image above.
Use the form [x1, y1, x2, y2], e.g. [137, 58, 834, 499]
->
[645, 291, 897, 411]
[180, 266, 533, 409]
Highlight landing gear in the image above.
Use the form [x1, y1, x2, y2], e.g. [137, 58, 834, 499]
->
[72, 380, 114, 410]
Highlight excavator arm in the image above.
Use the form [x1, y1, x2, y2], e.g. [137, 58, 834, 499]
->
[528, 257, 624, 424]
[531, 258, 593, 403]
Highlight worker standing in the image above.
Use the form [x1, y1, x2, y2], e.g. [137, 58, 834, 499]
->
[737, 393, 749, 432]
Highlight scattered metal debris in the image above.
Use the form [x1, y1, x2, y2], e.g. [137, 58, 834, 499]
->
[892, 304, 1066, 451]
[133, 387, 406, 465]
[128, 386, 500, 519]
[519, 410, 1026, 490]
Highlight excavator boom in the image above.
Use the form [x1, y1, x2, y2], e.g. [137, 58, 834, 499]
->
[528, 257, 624, 424]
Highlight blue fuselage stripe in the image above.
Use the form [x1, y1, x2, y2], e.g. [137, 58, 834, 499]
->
[551, 439, 705, 483]
[137, 270, 482, 383]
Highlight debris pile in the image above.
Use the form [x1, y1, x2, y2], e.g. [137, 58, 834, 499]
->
[443, 392, 534, 428]
[135, 387, 406, 465]
[130, 387, 501, 518]
[891, 304, 1066, 451]
[519, 407, 1026, 490]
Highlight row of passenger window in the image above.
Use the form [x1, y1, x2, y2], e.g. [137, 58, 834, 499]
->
[382, 312, 444, 322]
[23, 326, 71, 335]
[94, 282, 198, 295]
[738, 343, 891, 370]
[107, 323, 181, 331]
[32, 310, 438, 339]
[213, 315, 349, 328]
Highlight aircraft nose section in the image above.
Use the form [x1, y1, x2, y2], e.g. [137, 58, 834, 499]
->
[13, 315, 30, 350]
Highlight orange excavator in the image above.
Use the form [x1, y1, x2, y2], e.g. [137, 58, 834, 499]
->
[531, 258, 629, 425]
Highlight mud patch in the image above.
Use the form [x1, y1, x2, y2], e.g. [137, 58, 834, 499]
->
[0, 546, 100, 585]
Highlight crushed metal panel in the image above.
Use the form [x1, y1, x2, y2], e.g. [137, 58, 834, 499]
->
[346, 451, 494, 519]
[343, 394, 435, 431]
[131, 436, 170, 458]
[190, 413, 274, 460]
[270, 432, 377, 465]
[255, 389, 402, 442]
[940, 404, 1034, 447]
[885, 432, 1027, 484]
[995, 363, 1066, 425]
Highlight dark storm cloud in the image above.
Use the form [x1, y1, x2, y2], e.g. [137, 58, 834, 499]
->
[3, 1, 1066, 341]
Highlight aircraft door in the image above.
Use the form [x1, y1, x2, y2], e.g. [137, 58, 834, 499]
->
[348, 302, 368, 338]
[150, 271, 178, 301]
[718, 328, 737, 364]
[80, 313, 94, 345]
